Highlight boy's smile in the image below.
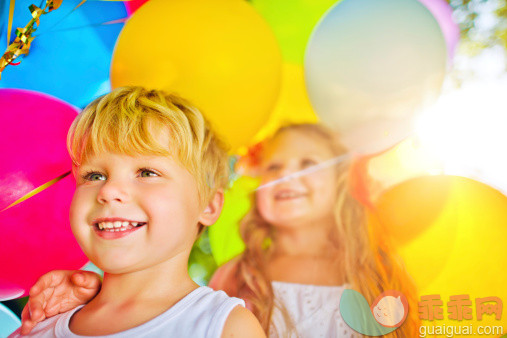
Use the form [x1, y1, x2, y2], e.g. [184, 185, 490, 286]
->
[92, 217, 146, 239]
[70, 148, 204, 274]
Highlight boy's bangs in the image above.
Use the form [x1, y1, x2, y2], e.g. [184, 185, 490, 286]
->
[70, 113, 174, 166]
[67, 86, 229, 207]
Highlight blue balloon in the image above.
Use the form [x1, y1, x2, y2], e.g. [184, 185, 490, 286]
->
[0, 0, 127, 108]
[0, 303, 21, 337]
[0, 1, 6, 32]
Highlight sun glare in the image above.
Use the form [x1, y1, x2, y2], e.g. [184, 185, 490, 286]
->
[415, 79, 507, 194]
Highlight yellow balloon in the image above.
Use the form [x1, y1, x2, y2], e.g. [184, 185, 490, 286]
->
[370, 176, 507, 331]
[253, 63, 318, 142]
[111, 0, 282, 150]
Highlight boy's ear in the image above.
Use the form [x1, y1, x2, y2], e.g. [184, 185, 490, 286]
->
[199, 189, 224, 227]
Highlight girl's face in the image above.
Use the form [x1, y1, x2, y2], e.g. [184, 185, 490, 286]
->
[256, 130, 340, 229]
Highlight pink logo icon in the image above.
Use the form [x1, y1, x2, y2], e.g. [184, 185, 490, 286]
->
[371, 290, 409, 328]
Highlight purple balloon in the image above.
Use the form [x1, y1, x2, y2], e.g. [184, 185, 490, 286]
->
[0, 89, 87, 299]
[418, 0, 460, 62]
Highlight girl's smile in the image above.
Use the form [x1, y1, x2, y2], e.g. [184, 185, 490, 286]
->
[273, 188, 308, 201]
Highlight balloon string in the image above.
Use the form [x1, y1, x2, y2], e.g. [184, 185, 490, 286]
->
[36, 17, 127, 37]
[42, 0, 89, 33]
[1, 171, 71, 212]
[42, 0, 132, 35]
[255, 154, 350, 191]
[252, 129, 417, 193]
[7, 0, 16, 48]
[1, 0, 64, 77]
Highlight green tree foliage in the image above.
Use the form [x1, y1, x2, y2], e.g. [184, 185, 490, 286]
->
[450, 0, 507, 55]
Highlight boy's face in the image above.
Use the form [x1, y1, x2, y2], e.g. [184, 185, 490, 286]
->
[70, 147, 204, 274]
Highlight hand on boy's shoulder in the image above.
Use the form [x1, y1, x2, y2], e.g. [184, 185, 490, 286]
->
[20, 270, 101, 335]
[222, 305, 266, 338]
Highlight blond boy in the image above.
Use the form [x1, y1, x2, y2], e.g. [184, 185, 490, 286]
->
[11, 87, 264, 338]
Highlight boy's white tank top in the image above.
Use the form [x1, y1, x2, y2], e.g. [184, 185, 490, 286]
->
[9, 286, 245, 338]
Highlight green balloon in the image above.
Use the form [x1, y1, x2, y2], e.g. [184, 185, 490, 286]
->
[251, 0, 341, 64]
[209, 176, 260, 266]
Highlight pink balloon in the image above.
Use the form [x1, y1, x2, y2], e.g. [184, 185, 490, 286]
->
[417, 0, 460, 62]
[124, 0, 149, 15]
[0, 89, 87, 299]
[0, 278, 24, 301]
[0, 90, 77, 209]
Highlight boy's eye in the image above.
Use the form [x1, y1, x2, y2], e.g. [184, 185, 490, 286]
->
[83, 172, 106, 181]
[139, 168, 159, 178]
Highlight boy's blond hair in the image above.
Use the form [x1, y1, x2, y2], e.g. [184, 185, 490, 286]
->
[67, 86, 229, 206]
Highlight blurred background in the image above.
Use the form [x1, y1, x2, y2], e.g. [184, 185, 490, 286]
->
[1, 0, 507, 335]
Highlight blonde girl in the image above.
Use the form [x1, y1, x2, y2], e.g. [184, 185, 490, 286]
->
[209, 123, 419, 337]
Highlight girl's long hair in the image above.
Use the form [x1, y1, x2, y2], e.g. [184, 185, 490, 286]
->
[219, 124, 420, 336]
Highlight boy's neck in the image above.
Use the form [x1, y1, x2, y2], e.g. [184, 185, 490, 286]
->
[69, 253, 199, 336]
[96, 254, 198, 305]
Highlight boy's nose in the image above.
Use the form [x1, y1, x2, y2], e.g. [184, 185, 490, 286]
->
[96, 180, 130, 204]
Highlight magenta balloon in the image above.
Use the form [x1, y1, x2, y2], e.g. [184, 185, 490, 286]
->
[0, 90, 77, 209]
[0, 89, 87, 299]
[417, 0, 460, 61]
[0, 278, 24, 301]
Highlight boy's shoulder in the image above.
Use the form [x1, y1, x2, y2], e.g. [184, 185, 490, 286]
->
[191, 287, 264, 338]
[221, 306, 266, 338]
[163, 286, 245, 336]
[95, 286, 247, 337]
[9, 306, 82, 338]
[9, 287, 256, 338]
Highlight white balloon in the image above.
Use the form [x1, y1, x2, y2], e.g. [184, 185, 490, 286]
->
[305, 0, 447, 154]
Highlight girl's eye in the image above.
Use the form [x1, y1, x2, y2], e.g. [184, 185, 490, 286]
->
[139, 168, 159, 178]
[301, 158, 317, 168]
[266, 163, 281, 172]
[83, 172, 106, 181]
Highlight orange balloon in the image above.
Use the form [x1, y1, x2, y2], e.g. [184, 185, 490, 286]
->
[369, 175, 452, 246]
[111, 0, 282, 150]
[369, 176, 507, 330]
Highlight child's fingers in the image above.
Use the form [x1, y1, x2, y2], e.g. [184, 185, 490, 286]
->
[19, 301, 46, 335]
[29, 270, 67, 296]
[71, 271, 85, 285]
[28, 299, 46, 322]
[29, 283, 41, 297]
[20, 303, 31, 323]
[45, 303, 61, 317]
[20, 296, 41, 334]
[71, 271, 101, 290]
[20, 320, 35, 335]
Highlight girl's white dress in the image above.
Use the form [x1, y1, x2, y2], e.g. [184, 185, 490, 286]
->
[269, 281, 358, 338]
